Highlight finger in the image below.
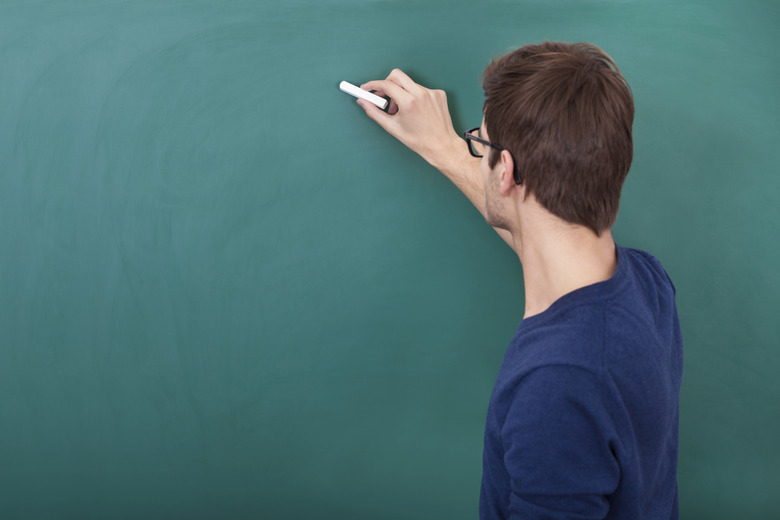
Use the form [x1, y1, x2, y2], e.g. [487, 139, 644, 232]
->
[357, 98, 397, 130]
[360, 79, 411, 105]
[367, 90, 398, 114]
[387, 68, 420, 92]
[387, 98, 399, 115]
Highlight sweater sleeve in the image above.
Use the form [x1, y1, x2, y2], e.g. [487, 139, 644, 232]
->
[501, 365, 621, 519]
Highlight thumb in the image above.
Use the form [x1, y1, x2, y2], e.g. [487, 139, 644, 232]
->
[357, 99, 396, 131]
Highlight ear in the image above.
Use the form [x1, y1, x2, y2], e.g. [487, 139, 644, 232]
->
[498, 149, 520, 197]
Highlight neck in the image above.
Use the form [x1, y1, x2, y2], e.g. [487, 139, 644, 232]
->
[512, 222, 617, 320]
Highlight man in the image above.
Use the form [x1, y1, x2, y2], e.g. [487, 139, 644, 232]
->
[356, 41, 683, 519]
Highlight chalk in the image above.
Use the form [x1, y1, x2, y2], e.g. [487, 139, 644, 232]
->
[339, 81, 389, 110]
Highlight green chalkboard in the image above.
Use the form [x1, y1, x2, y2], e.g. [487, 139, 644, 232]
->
[1, 0, 779, 518]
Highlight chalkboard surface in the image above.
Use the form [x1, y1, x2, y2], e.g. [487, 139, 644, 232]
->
[2, 1, 779, 518]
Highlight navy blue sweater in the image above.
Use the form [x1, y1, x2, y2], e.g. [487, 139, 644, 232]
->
[480, 246, 683, 519]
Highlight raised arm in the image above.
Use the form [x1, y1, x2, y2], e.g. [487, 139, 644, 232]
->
[356, 69, 513, 248]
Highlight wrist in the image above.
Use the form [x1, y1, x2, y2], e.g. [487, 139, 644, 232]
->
[426, 134, 468, 175]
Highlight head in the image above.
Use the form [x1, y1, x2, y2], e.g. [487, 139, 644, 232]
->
[481, 41, 634, 236]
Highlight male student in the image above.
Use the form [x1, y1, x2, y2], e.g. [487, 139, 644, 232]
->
[355, 41, 683, 519]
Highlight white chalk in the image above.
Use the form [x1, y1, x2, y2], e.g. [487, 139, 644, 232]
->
[339, 81, 389, 110]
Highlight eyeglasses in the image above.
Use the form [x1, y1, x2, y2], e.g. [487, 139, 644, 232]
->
[463, 127, 522, 184]
[464, 126, 503, 158]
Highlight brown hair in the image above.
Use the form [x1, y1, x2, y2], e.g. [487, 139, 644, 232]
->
[482, 41, 634, 235]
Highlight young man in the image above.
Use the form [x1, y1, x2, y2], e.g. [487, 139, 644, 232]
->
[356, 42, 683, 519]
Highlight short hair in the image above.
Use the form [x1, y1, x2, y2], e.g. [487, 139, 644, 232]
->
[482, 41, 634, 235]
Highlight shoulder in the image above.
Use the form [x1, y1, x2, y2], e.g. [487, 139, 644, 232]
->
[491, 322, 613, 427]
[619, 246, 677, 295]
[500, 297, 610, 379]
[609, 246, 679, 334]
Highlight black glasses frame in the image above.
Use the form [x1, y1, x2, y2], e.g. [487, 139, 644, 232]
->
[463, 127, 522, 184]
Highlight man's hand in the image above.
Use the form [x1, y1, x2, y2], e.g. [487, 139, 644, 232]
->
[357, 68, 515, 249]
[356, 69, 463, 172]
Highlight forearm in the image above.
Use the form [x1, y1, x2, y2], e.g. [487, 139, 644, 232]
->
[427, 136, 514, 247]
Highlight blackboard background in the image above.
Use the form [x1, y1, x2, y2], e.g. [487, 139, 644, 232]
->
[1, 0, 779, 518]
